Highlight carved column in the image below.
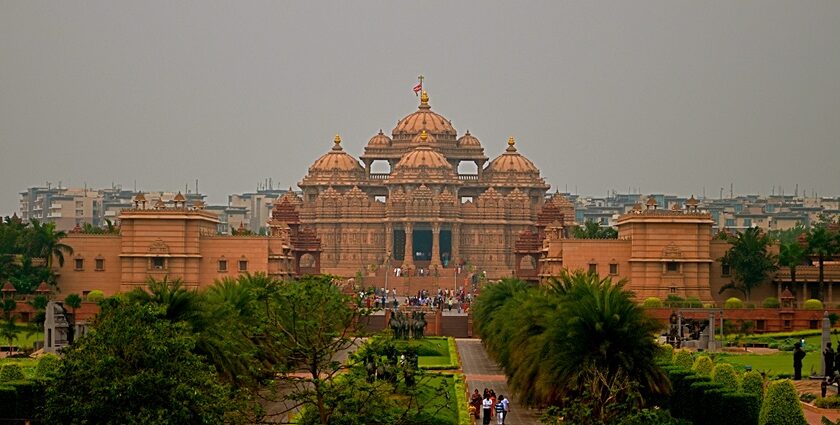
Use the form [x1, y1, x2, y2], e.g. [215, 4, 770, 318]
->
[451, 223, 460, 265]
[385, 222, 394, 262]
[403, 222, 414, 268]
[431, 222, 442, 268]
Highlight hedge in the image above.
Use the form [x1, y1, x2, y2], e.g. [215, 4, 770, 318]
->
[656, 344, 675, 365]
[712, 363, 741, 392]
[673, 349, 694, 370]
[759, 380, 806, 425]
[665, 367, 760, 425]
[742, 370, 765, 402]
[451, 373, 471, 425]
[724, 297, 744, 309]
[0, 380, 45, 421]
[692, 356, 714, 376]
[35, 354, 61, 379]
[86, 289, 105, 302]
[814, 395, 840, 409]
[762, 297, 781, 308]
[803, 299, 824, 310]
[0, 364, 25, 382]
[643, 297, 663, 308]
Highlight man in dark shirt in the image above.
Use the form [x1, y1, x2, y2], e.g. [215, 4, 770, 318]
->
[794, 342, 806, 380]
[825, 342, 836, 377]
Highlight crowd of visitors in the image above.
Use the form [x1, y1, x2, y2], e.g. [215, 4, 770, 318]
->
[469, 388, 509, 425]
[357, 287, 473, 312]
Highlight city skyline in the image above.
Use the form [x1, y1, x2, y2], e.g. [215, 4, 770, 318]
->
[3, 1, 840, 216]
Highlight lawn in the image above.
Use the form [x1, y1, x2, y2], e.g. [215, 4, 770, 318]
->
[411, 374, 459, 425]
[0, 357, 40, 379]
[394, 337, 455, 368]
[1, 324, 43, 351]
[716, 352, 821, 378]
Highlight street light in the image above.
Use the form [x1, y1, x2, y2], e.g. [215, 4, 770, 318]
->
[383, 250, 392, 303]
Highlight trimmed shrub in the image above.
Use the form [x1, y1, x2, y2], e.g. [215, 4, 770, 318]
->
[712, 363, 741, 392]
[665, 294, 685, 307]
[36, 354, 61, 379]
[803, 299, 824, 310]
[815, 395, 840, 409]
[692, 355, 714, 376]
[742, 370, 765, 402]
[0, 364, 25, 382]
[720, 392, 761, 425]
[672, 349, 694, 370]
[759, 379, 806, 425]
[762, 297, 781, 308]
[643, 297, 663, 308]
[685, 297, 702, 308]
[86, 289, 105, 302]
[617, 408, 689, 425]
[656, 343, 675, 364]
[724, 297, 744, 309]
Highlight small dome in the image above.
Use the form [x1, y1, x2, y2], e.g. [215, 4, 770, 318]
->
[395, 131, 452, 170]
[392, 91, 456, 138]
[309, 134, 364, 173]
[367, 129, 391, 147]
[486, 137, 539, 174]
[457, 130, 481, 148]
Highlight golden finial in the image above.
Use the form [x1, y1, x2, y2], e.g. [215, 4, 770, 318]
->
[332, 134, 342, 150]
[420, 90, 429, 104]
[420, 130, 428, 142]
[508, 136, 515, 147]
[334, 134, 341, 144]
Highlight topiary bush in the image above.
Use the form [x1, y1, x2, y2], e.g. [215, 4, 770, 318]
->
[643, 297, 663, 308]
[36, 354, 62, 379]
[762, 297, 781, 308]
[672, 349, 694, 370]
[0, 364, 25, 382]
[712, 363, 741, 392]
[814, 396, 840, 409]
[617, 408, 689, 425]
[656, 343, 675, 364]
[86, 289, 105, 302]
[803, 299, 824, 310]
[742, 370, 765, 402]
[759, 379, 807, 425]
[692, 355, 714, 376]
[665, 294, 685, 307]
[724, 297, 744, 309]
[684, 297, 703, 308]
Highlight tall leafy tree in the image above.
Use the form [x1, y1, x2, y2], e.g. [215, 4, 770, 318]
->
[572, 220, 619, 239]
[806, 220, 840, 300]
[718, 227, 778, 301]
[776, 226, 807, 292]
[26, 219, 73, 268]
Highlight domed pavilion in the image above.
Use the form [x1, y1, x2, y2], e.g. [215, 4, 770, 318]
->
[297, 90, 558, 277]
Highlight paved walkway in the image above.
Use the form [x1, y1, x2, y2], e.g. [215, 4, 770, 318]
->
[457, 338, 540, 425]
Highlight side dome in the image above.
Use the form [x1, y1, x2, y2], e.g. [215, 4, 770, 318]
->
[367, 129, 391, 148]
[457, 130, 482, 148]
[486, 137, 539, 174]
[392, 91, 456, 140]
[302, 135, 365, 187]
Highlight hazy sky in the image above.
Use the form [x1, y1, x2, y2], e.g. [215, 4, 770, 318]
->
[2, 1, 839, 215]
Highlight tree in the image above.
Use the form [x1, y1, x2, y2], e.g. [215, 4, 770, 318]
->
[43, 300, 239, 424]
[64, 293, 82, 344]
[572, 220, 619, 239]
[806, 221, 840, 300]
[1, 299, 17, 355]
[26, 219, 73, 268]
[776, 227, 807, 293]
[267, 275, 370, 425]
[719, 227, 778, 301]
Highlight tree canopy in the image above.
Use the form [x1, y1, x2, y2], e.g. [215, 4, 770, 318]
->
[719, 227, 778, 301]
[572, 220, 619, 239]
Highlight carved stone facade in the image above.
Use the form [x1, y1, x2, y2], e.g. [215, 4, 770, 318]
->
[297, 91, 553, 277]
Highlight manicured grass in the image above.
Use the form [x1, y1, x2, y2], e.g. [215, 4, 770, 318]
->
[716, 352, 821, 377]
[0, 324, 43, 350]
[414, 375, 458, 425]
[0, 357, 40, 379]
[395, 337, 455, 368]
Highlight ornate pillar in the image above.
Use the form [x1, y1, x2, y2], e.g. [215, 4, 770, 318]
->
[451, 223, 460, 265]
[431, 222, 442, 268]
[403, 222, 414, 269]
[385, 222, 394, 262]
[777, 281, 782, 301]
[829, 282, 834, 305]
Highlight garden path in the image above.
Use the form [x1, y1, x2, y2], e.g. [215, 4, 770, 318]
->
[457, 338, 540, 425]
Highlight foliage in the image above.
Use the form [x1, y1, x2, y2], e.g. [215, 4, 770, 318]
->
[665, 367, 760, 425]
[35, 354, 61, 379]
[616, 408, 690, 425]
[724, 297, 744, 309]
[673, 349, 694, 370]
[719, 227, 778, 301]
[656, 344, 675, 365]
[475, 271, 669, 423]
[758, 379, 807, 425]
[804, 299, 824, 310]
[0, 363, 25, 382]
[692, 356, 714, 376]
[643, 297, 663, 308]
[711, 363, 741, 392]
[742, 370, 765, 401]
[86, 289, 105, 302]
[806, 221, 840, 297]
[43, 300, 240, 425]
[762, 297, 781, 308]
[571, 219, 619, 239]
[0, 216, 71, 294]
[815, 396, 840, 409]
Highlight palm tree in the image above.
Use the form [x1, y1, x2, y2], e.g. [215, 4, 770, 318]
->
[718, 227, 778, 301]
[807, 222, 839, 300]
[27, 219, 73, 268]
[777, 226, 807, 293]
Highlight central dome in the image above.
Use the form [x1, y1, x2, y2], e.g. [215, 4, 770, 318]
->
[392, 91, 456, 139]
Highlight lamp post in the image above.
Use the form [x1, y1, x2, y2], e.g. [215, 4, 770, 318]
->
[384, 250, 392, 302]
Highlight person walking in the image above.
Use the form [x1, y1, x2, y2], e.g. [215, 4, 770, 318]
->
[825, 342, 836, 377]
[500, 395, 510, 424]
[495, 396, 506, 425]
[794, 342, 806, 380]
[470, 389, 482, 421]
[481, 393, 493, 425]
